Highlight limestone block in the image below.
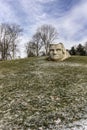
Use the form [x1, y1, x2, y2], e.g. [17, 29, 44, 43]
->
[49, 43, 70, 61]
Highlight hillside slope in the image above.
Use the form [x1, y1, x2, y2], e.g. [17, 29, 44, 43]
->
[0, 56, 87, 130]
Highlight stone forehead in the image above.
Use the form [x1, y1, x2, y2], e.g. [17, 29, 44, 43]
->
[50, 43, 63, 48]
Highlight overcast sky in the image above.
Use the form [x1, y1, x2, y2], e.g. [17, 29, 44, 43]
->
[0, 0, 87, 57]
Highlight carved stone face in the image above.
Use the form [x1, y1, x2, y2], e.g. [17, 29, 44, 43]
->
[49, 44, 65, 61]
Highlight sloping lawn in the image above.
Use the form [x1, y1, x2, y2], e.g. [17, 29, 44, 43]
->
[0, 56, 87, 130]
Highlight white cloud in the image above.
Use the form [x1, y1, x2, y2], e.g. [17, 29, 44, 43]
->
[57, 0, 87, 42]
[36, 0, 56, 3]
[0, 0, 19, 23]
[17, 0, 87, 49]
[18, 0, 42, 20]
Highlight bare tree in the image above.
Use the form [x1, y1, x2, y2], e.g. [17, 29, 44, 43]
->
[37, 24, 58, 55]
[0, 23, 10, 60]
[25, 32, 43, 57]
[25, 41, 36, 57]
[32, 32, 43, 56]
[0, 23, 22, 60]
[9, 24, 22, 59]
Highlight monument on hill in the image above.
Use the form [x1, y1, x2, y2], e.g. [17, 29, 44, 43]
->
[49, 43, 70, 61]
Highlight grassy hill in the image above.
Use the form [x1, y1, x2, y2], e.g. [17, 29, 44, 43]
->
[0, 56, 87, 130]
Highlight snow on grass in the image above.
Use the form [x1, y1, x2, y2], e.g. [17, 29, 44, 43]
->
[0, 56, 87, 129]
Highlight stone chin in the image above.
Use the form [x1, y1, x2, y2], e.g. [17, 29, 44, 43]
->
[50, 55, 64, 61]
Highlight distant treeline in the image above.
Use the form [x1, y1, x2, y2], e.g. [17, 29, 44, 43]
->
[69, 43, 87, 56]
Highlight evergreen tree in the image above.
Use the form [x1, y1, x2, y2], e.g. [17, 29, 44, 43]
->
[69, 46, 76, 55]
[76, 44, 86, 56]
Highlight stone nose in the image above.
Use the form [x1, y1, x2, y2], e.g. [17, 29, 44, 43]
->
[53, 50, 57, 55]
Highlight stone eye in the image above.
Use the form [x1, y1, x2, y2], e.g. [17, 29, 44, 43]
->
[50, 49, 54, 52]
[56, 49, 61, 51]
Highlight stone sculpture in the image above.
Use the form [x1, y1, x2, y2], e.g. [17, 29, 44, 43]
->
[49, 43, 70, 61]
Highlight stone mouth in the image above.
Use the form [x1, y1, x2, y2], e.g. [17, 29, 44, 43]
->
[51, 55, 63, 59]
